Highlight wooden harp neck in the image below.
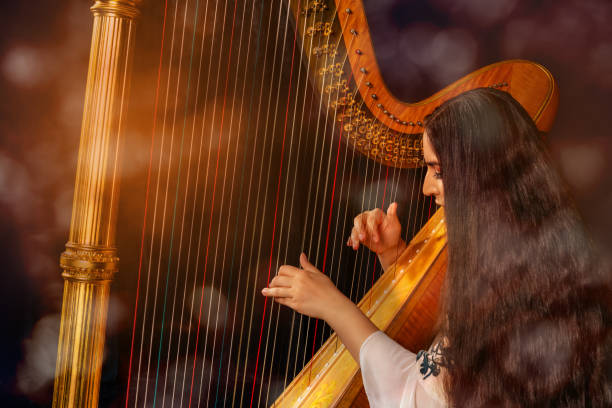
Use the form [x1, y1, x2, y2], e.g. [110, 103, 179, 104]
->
[335, 0, 559, 134]
[290, 0, 558, 170]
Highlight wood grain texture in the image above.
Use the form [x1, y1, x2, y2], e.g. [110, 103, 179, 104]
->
[336, 0, 558, 134]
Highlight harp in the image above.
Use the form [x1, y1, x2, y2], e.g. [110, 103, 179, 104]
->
[52, 0, 558, 407]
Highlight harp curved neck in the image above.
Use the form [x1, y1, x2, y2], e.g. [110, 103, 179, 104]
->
[290, 0, 558, 171]
[333, 1, 558, 133]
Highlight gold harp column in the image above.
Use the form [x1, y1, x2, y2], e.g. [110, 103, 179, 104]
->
[53, 1, 141, 407]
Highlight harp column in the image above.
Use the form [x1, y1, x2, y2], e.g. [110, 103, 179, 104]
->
[53, 1, 141, 407]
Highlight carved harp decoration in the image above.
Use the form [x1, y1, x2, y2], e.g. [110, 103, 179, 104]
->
[53, 0, 558, 407]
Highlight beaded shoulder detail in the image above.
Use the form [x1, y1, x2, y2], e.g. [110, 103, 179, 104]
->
[416, 341, 445, 379]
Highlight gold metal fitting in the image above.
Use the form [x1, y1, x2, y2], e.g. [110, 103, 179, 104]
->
[91, 0, 142, 19]
[60, 243, 119, 282]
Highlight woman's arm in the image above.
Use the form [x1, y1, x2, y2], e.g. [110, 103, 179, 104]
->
[261, 255, 447, 407]
[261, 202, 407, 359]
[261, 253, 377, 360]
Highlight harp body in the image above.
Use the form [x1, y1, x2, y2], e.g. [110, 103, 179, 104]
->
[52, 0, 558, 407]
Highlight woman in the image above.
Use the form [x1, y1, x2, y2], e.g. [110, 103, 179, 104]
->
[262, 88, 611, 407]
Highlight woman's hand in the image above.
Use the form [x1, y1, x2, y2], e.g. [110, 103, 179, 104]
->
[347, 202, 407, 270]
[261, 253, 378, 360]
[261, 253, 345, 321]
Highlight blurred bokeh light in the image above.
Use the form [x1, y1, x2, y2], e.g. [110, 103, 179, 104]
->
[0, 0, 610, 405]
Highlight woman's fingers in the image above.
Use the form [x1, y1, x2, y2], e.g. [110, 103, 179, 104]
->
[348, 229, 360, 250]
[263, 291, 297, 310]
[366, 209, 383, 243]
[262, 259, 306, 312]
[299, 252, 317, 272]
[278, 265, 298, 277]
[269, 275, 292, 288]
[353, 214, 366, 240]
[387, 202, 399, 222]
[349, 210, 383, 250]
[347, 205, 403, 252]
[261, 253, 344, 320]
[349, 214, 367, 250]
[261, 286, 291, 298]
[273, 297, 294, 308]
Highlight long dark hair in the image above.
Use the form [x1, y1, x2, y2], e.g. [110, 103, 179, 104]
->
[425, 88, 611, 407]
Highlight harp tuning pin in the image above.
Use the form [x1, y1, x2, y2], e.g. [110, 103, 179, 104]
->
[360, 67, 368, 74]
[346, 8, 352, 14]
[417, 121, 423, 126]
[383, 110, 389, 114]
[409, 121, 415, 126]
[401, 121, 407, 125]
[371, 94, 378, 100]
[350, 28, 358, 36]
[365, 81, 373, 87]
[376, 103, 382, 108]
[389, 114, 395, 119]
[355, 49, 363, 55]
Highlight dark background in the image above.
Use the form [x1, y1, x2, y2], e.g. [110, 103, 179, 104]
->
[0, 0, 610, 406]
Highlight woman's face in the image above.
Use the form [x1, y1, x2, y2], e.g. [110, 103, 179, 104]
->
[422, 131, 445, 206]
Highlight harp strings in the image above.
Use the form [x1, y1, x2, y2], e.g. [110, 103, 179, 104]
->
[307, 41, 369, 367]
[274, 1, 339, 392]
[172, 0, 225, 403]
[290, 5, 359, 379]
[283, 4, 330, 382]
[126, 0, 170, 404]
[178, 0, 228, 404]
[328, 75, 374, 351]
[353, 128, 384, 307]
[135, 0, 184, 405]
[224, 0, 279, 402]
[292, 11, 354, 383]
[231, 0, 296, 405]
[165, 0, 225, 405]
[247, 0, 304, 405]
[211, 0, 263, 405]
[235, 1, 361, 401]
[152, 2, 196, 402]
[214, 0, 271, 404]
[193, 0, 245, 404]
[125, 0, 432, 406]
[159, 0, 207, 405]
[191, 0, 280, 405]
[193, 0, 259, 405]
[217, 0, 278, 403]
[303, 18, 360, 369]
[154, 0, 215, 405]
[259, 2, 330, 404]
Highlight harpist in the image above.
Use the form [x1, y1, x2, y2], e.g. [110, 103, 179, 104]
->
[263, 88, 611, 407]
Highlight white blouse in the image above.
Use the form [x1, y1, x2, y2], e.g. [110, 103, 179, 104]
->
[359, 331, 447, 407]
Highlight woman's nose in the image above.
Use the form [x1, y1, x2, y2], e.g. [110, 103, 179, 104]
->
[422, 172, 437, 197]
